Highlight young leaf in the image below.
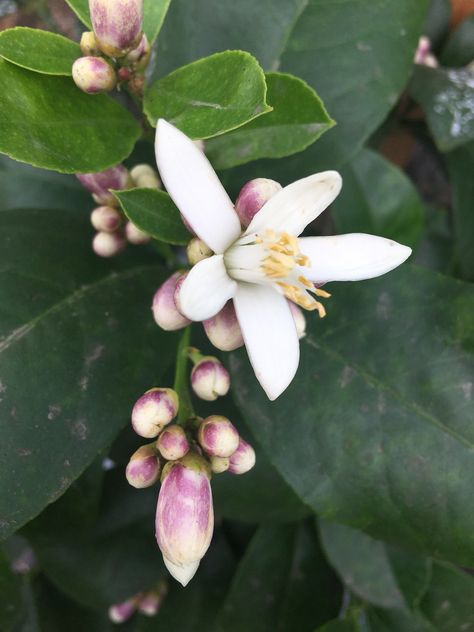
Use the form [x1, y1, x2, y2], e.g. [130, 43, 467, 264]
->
[439, 15, 474, 67]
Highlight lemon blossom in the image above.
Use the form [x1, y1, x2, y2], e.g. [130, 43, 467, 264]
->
[155, 120, 412, 401]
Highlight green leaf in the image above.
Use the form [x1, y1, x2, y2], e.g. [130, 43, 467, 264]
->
[206, 72, 334, 169]
[114, 188, 191, 245]
[0, 551, 23, 629]
[64, 0, 91, 29]
[331, 148, 424, 249]
[420, 562, 474, 630]
[144, 50, 271, 138]
[0, 60, 140, 174]
[422, 0, 451, 46]
[410, 65, 474, 152]
[0, 27, 80, 76]
[440, 15, 474, 68]
[229, 265, 474, 565]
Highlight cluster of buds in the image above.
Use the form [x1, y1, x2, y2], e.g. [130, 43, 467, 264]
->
[77, 163, 160, 256]
[152, 177, 307, 345]
[108, 580, 168, 624]
[72, 0, 150, 95]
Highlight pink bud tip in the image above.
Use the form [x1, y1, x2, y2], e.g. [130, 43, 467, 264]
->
[90, 205, 122, 232]
[72, 56, 117, 94]
[229, 438, 256, 474]
[191, 357, 230, 401]
[124, 33, 150, 68]
[157, 424, 190, 461]
[92, 231, 126, 257]
[108, 598, 137, 623]
[125, 221, 151, 244]
[125, 444, 160, 488]
[131, 388, 178, 438]
[137, 592, 161, 616]
[152, 272, 191, 331]
[198, 415, 239, 458]
[89, 0, 144, 57]
[203, 301, 244, 352]
[77, 164, 131, 205]
[234, 178, 282, 228]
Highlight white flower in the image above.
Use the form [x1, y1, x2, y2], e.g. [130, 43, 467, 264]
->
[155, 120, 412, 401]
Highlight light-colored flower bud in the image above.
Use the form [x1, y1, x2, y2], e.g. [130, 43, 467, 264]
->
[156, 453, 213, 586]
[172, 272, 188, 316]
[77, 164, 131, 205]
[414, 36, 438, 68]
[80, 31, 101, 55]
[125, 221, 151, 245]
[288, 301, 306, 339]
[125, 443, 160, 488]
[186, 237, 213, 265]
[89, 0, 143, 57]
[130, 164, 161, 189]
[191, 357, 230, 401]
[203, 301, 244, 351]
[124, 33, 150, 69]
[157, 424, 189, 461]
[198, 415, 239, 458]
[228, 438, 256, 475]
[108, 597, 137, 623]
[92, 231, 126, 257]
[72, 56, 117, 94]
[138, 581, 167, 616]
[234, 178, 282, 228]
[131, 388, 178, 438]
[90, 205, 122, 232]
[152, 272, 191, 331]
[210, 455, 229, 474]
[11, 547, 37, 575]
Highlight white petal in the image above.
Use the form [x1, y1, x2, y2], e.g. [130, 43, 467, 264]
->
[233, 284, 299, 401]
[163, 557, 199, 587]
[300, 234, 412, 282]
[155, 119, 241, 254]
[245, 171, 342, 237]
[178, 255, 237, 321]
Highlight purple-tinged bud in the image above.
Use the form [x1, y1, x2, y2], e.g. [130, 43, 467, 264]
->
[186, 237, 213, 265]
[157, 424, 189, 461]
[72, 56, 117, 94]
[414, 36, 438, 68]
[124, 33, 150, 69]
[138, 587, 166, 616]
[156, 453, 213, 586]
[11, 547, 37, 575]
[90, 205, 122, 232]
[92, 231, 126, 257]
[203, 301, 244, 351]
[235, 178, 282, 228]
[198, 415, 239, 458]
[125, 444, 160, 488]
[210, 455, 229, 474]
[173, 273, 189, 316]
[228, 438, 256, 475]
[152, 272, 191, 331]
[130, 164, 161, 189]
[89, 0, 143, 57]
[117, 66, 132, 82]
[80, 31, 101, 55]
[131, 388, 178, 438]
[108, 597, 137, 623]
[125, 221, 151, 245]
[288, 301, 306, 339]
[191, 357, 230, 401]
[77, 164, 131, 205]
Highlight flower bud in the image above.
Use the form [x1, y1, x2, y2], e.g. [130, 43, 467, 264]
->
[131, 388, 178, 438]
[156, 453, 213, 586]
[186, 237, 213, 265]
[72, 56, 117, 94]
[125, 221, 151, 245]
[138, 582, 167, 616]
[191, 357, 230, 401]
[124, 33, 150, 69]
[89, 0, 144, 57]
[130, 164, 161, 189]
[235, 178, 282, 228]
[90, 205, 122, 232]
[157, 424, 189, 461]
[77, 164, 131, 205]
[210, 455, 229, 474]
[92, 231, 126, 257]
[288, 301, 306, 339]
[117, 66, 132, 82]
[198, 415, 239, 458]
[108, 598, 137, 623]
[125, 443, 160, 488]
[228, 438, 256, 475]
[152, 272, 191, 331]
[203, 301, 244, 351]
[80, 31, 100, 55]
[414, 36, 438, 68]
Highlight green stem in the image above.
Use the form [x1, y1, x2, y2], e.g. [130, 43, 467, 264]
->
[173, 327, 195, 424]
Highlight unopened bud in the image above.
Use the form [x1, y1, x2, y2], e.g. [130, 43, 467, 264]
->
[125, 221, 151, 244]
[191, 357, 230, 401]
[198, 415, 239, 458]
[125, 444, 160, 488]
[203, 301, 244, 351]
[210, 455, 229, 474]
[108, 597, 137, 623]
[414, 36, 438, 68]
[90, 205, 122, 232]
[92, 231, 126, 257]
[228, 438, 256, 475]
[130, 164, 161, 189]
[156, 453, 213, 586]
[186, 238, 213, 265]
[289, 301, 306, 339]
[157, 424, 189, 460]
[72, 56, 117, 93]
[77, 164, 131, 205]
[235, 178, 282, 227]
[124, 33, 150, 69]
[117, 66, 132, 82]
[152, 272, 191, 331]
[128, 73, 145, 96]
[11, 547, 37, 575]
[89, 0, 143, 57]
[131, 388, 178, 438]
[80, 31, 100, 55]
[138, 582, 167, 616]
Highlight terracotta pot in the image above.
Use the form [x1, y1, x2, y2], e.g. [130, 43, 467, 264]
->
[451, 0, 474, 27]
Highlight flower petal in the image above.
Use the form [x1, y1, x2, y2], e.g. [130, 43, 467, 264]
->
[299, 233, 412, 282]
[233, 284, 299, 401]
[163, 557, 199, 587]
[178, 255, 237, 321]
[245, 171, 342, 237]
[155, 119, 241, 253]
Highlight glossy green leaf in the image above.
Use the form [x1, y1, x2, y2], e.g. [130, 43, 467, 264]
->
[0, 27, 80, 76]
[114, 188, 191, 245]
[331, 148, 424, 249]
[64, 0, 91, 29]
[315, 621, 358, 632]
[422, 0, 451, 46]
[440, 15, 474, 68]
[229, 265, 474, 565]
[410, 65, 474, 152]
[206, 72, 334, 169]
[0, 60, 140, 173]
[144, 51, 271, 138]
[0, 551, 23, 628]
